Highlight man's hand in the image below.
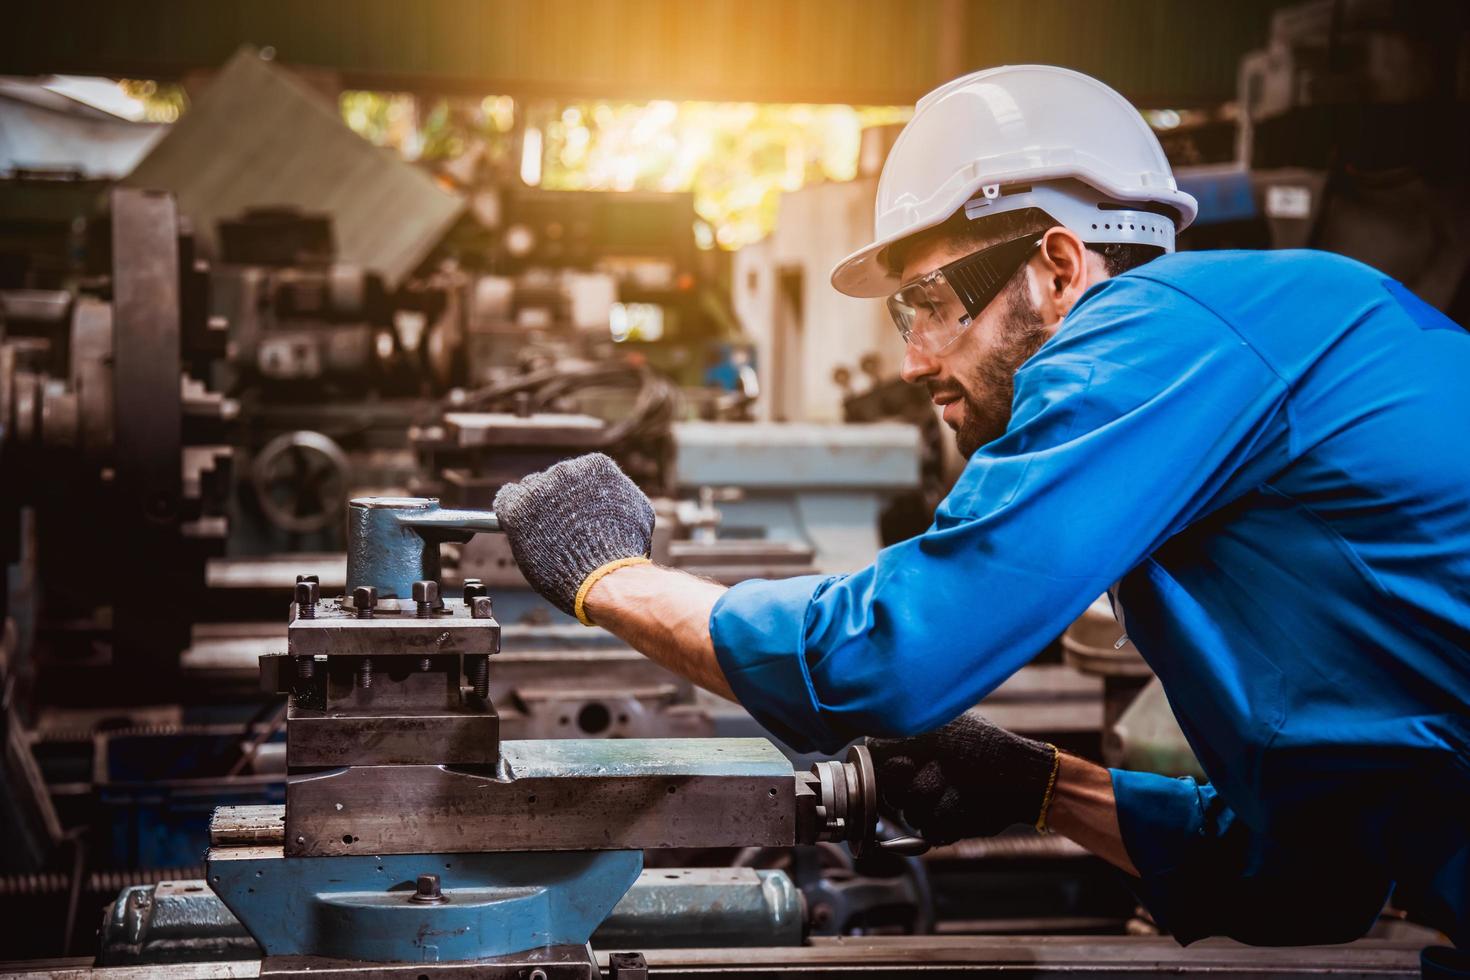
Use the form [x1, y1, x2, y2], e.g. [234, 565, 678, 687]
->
[493, 453, 655, 622]
[868, 712, 1060, 843]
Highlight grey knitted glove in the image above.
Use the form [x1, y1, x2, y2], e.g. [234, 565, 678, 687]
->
[492, 453, 655, 622]
[867, 712, 1060, 843]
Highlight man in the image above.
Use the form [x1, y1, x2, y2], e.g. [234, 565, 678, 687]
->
[493, 66, 1470, 955]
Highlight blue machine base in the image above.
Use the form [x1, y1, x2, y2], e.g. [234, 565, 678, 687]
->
[208, 849, 643, 963]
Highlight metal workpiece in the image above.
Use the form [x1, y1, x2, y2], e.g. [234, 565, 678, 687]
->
[276, 737, 798, 856]
[345, 496, 500, 599]
[207, 846, 642, 962]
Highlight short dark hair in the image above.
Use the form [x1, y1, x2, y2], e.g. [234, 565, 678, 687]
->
[884, 206, 1163, 280]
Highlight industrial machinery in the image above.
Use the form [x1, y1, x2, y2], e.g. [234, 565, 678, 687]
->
[197, 495, 889, 975]
[0, 187, 235, 696]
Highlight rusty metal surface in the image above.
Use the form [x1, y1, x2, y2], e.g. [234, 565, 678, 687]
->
[282, 737, 797, 856]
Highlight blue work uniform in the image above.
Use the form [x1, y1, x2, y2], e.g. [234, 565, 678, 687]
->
[711, 250, 1470, 946]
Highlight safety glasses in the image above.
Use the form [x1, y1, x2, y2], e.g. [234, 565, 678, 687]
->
[886, 234, 1042, 354]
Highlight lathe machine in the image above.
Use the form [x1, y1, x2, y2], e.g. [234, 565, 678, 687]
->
[202, 495, 891, 977]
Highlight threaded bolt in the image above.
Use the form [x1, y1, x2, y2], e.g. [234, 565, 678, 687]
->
[357, 657, 374, 690]
[419, 657, 433, 672]
[466, 655, 489, 700]
[294, 581, 317, 619]
[353, 586, 377, 619]
[296, 656, 317, 681]
[412, 579, 439, 618]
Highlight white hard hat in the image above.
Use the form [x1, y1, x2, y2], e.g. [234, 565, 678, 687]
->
[831, 65, 1199, 298]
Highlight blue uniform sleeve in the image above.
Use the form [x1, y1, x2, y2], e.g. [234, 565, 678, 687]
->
[711, 274, 1291, 754]
[1112, 769, 1392, 944]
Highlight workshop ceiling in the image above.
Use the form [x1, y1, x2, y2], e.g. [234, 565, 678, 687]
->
[1, 0, 1291, 107]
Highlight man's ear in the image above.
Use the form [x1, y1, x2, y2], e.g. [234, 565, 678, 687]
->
[1033, 227, 1093, 321]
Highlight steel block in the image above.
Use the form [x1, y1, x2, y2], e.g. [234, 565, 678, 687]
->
[283, 738, 797, 856]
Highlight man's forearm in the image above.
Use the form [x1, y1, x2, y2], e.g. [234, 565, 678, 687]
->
[585, 565, 1140, 878]
[583, 562, 737, 701]
[1047, 753, 1139, 877]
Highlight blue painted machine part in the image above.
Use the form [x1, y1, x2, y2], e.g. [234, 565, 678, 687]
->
[207, 849, 642, 962]
[346, 496, 500, 598]
[104, 868, 804, 964]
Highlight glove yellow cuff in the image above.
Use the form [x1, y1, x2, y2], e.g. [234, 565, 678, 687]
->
[1035, 743, 1062, 833]
[573, 556, 652, 626]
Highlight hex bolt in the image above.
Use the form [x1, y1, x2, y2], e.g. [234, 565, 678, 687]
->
[466, 654, 490, 700]
[463, 580, 485, 606]
[408, 872, 447, 905]
[471, 595, 494, 620]
[353, 585, 377, 619]
[296, 656, 317, 681]
[357, 657, 374, 690]
[294, 581, 317, 619]
[412, 579, 439, 618]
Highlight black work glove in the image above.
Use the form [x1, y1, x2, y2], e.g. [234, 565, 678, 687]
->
[493, 453, 655, 622]
[867, 712, 1059, 844]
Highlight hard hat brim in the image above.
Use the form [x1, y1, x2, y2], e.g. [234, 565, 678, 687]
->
[830, 168, 1199, 299]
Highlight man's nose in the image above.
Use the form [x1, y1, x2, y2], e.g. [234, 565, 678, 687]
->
[900, 343, 939, 384]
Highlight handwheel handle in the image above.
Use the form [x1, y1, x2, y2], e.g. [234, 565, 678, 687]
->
[876, 834, 930, 856]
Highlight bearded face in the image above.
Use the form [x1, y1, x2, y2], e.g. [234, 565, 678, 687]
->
[900, 260, 1052, 458]
[944, 273, 1051, 457]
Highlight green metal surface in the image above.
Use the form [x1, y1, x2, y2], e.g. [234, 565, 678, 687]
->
[2, 0, 1292, 107]
[500, 736, 794, 778]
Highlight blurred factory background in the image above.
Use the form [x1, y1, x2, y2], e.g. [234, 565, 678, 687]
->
[0, 0, 1466, 973]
